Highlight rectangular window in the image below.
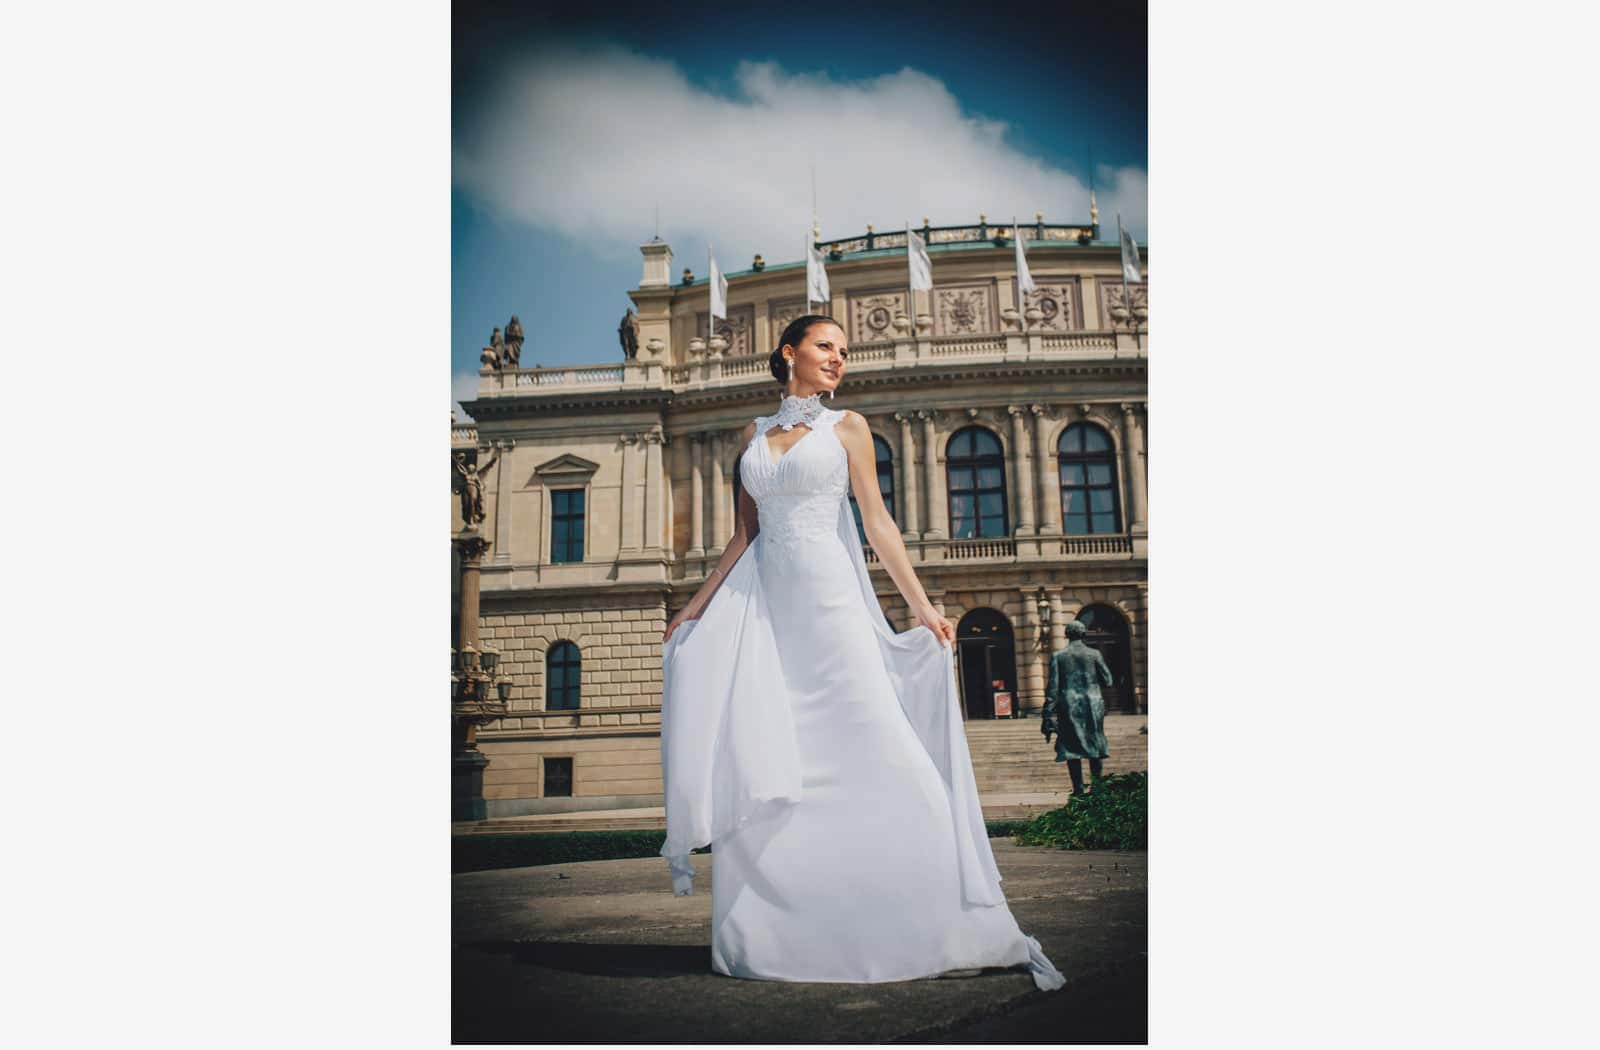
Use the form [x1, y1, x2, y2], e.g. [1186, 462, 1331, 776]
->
[543, 757, 573, 798]
[551, 488, 585, 564]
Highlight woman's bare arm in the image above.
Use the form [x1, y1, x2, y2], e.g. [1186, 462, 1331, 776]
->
[834, 410, 954, 645]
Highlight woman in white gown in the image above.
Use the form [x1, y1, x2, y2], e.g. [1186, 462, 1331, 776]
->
[659, 316, 1065, 992]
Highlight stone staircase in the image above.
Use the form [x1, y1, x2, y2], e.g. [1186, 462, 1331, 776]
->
[963, 713, 1147, 819]
[455, 714, 1148, 835]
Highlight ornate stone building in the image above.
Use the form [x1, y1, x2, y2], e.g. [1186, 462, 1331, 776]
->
[456, 216, 1148, 817]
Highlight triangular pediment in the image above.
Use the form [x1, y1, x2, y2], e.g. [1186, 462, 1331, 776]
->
[534, 453, 601, 476]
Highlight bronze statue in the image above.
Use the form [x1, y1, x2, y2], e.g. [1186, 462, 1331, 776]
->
[1042, 619, 1113, 795]
[453, 446, 500, 528]
[618, 308, 639, 359]
[504, 315, 524, 367]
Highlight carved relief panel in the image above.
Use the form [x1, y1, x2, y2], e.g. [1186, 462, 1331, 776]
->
[769, 299, 811, 341]
[932, 282, 997, 336]
[847, 290, 907, 345]
[695, 305, 756, 356]
[1097, 281, 1149, 323]
[1011, 276, 1082, 330]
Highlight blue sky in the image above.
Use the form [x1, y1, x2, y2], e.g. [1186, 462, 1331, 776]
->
[452, 2, 1147, 418]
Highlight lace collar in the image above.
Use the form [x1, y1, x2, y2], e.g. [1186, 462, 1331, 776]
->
[768, 392, 826, 431]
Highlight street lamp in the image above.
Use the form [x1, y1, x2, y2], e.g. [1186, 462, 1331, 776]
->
[453, 477, 512, 821]
[1036, 591, 1054, 651]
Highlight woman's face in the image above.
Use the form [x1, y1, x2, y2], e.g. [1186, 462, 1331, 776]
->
[787, 322, 848, 394]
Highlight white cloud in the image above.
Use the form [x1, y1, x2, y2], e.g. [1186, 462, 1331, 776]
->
[453, 42, 1147, 269]
[452, 370, 480, 422]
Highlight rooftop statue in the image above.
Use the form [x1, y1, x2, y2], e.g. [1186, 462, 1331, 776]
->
[480, 326, 504, 370]
[618, 308, 639, 359]
[504, 315, 524, 367]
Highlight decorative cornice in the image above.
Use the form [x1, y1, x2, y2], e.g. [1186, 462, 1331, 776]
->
[470, 360, 1143, 435]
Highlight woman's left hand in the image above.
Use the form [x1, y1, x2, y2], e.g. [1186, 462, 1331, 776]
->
[914, 605, 956, 647]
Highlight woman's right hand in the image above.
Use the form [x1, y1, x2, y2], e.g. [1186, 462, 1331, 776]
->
[664, 606, 700, 644]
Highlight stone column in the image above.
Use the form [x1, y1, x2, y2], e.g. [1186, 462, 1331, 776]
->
[709, 429, 728, 554]
[452, 531, 494, 820]
[1007, 405, 1036, 536]
[688, 433, 705, 558]
[753, 301, 771, 362]
[491, 439, 514, 563]
[643, 427, 664, 550]
[894, 411, 920, 540]
[1032, 405, 1062, 535]
[919, 410, 947, 540]
[1048, 591, 1068, 653]
[619, 432, 641, 551]
[1121, 402, 1148, 528]
[1021, 590, 1046, 713]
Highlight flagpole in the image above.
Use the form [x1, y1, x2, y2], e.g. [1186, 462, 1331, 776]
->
[905, 221, 914, 339]
[1013, 214, 1025, 332]
[804, 228, 811, 314]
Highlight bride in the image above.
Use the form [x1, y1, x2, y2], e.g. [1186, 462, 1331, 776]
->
[658, 315, 1065, 992]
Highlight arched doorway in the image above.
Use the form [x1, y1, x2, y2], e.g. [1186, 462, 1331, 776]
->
[1075, 604, 1135, 713]
[955, 608, 1017, 720]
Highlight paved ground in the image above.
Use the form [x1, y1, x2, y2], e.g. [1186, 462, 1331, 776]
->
[453, 840, 1147, 1044]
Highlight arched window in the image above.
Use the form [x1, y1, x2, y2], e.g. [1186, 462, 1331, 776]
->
[1075, 604, 1134, 713]
[946, 427, 1009, 539]
[546, 641, 581, 710]
[1058, 423, 1121, 535]
[849, 434, 897, 544]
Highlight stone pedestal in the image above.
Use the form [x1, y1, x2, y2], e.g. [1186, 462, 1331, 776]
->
[452, 747, 490, 822]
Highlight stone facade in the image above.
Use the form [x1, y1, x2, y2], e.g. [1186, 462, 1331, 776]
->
[456, 221, 1148, 817]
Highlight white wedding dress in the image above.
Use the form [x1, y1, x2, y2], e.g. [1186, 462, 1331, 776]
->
[659, 396, 1065, 991]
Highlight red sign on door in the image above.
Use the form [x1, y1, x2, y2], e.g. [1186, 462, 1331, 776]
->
[993, 691, 1013, 717]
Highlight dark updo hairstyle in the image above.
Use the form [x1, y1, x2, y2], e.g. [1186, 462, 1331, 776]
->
[768, 314, 843, 385]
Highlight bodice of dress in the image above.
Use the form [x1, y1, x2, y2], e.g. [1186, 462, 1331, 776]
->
[739, 404, 849, 556]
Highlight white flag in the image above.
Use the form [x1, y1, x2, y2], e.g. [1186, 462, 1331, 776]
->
[1013, 215, 1035, 295]
[709, 249, 728, 320]
[1118, 216, 1142, 285]
[806, 231, 830, 304]
[906, 224, 933, 291]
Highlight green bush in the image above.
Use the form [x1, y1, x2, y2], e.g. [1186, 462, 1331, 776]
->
[452, 830, 698, 874]
[984, 819, 1030, 839]
[1012, 772, 1147, 850]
